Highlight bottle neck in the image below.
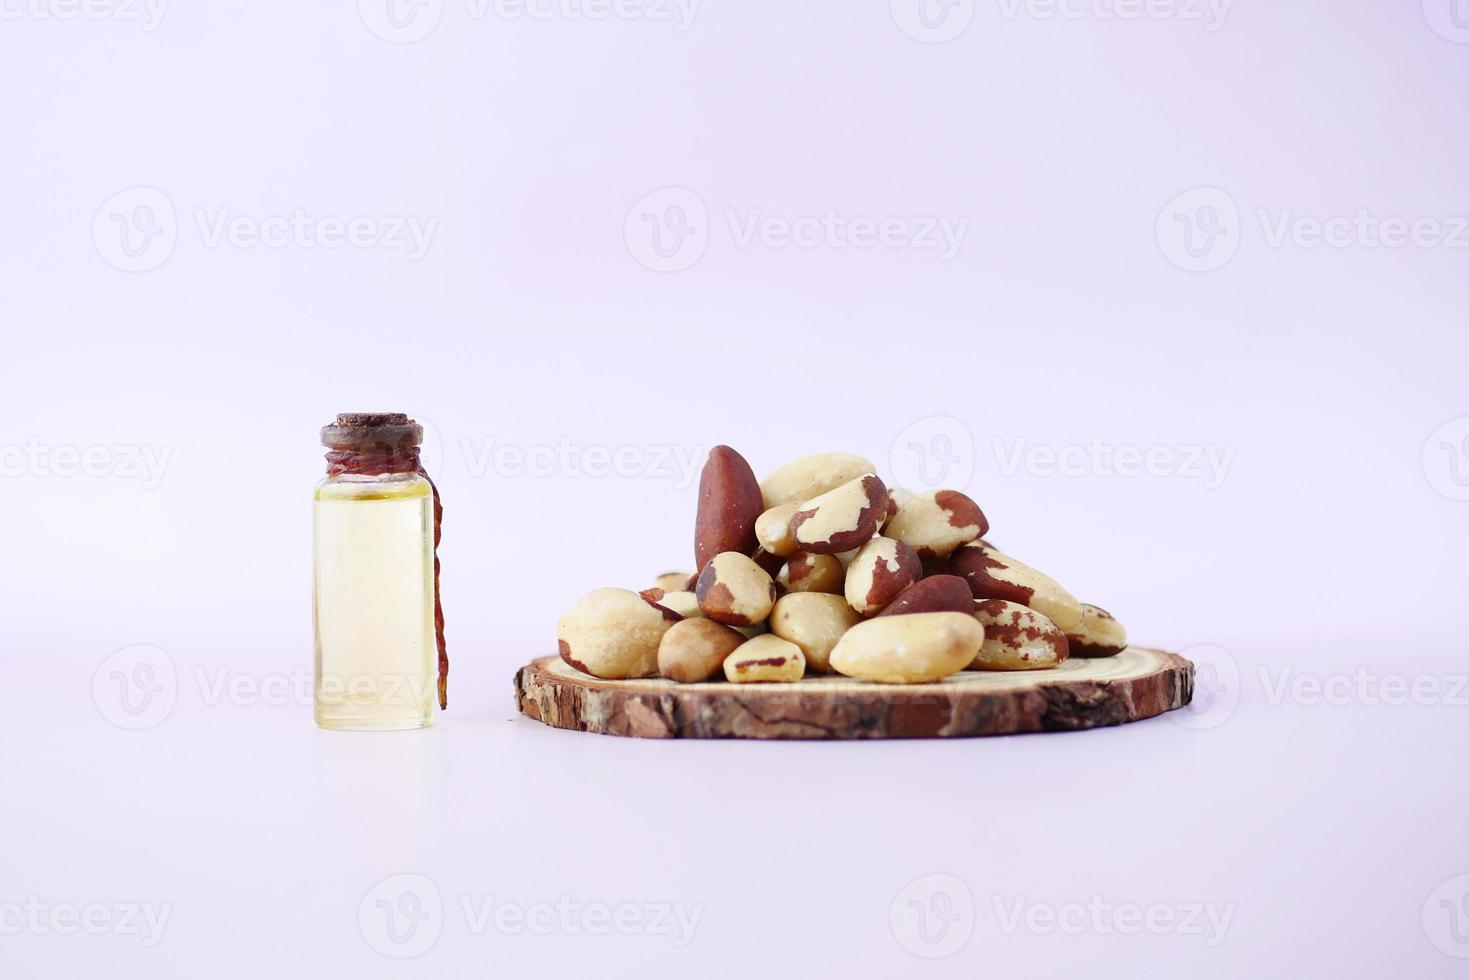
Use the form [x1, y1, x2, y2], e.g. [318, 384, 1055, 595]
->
[324, 445, 423, 478]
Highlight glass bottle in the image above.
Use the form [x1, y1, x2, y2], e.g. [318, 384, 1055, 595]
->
[313, 413, 446, 731]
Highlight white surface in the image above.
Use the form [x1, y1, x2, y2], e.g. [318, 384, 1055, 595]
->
[3, 0, 1468, 976]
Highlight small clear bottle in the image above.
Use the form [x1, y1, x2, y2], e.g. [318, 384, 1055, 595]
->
[313, 414, 446, 731]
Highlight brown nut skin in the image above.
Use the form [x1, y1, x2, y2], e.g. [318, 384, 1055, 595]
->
[874, 574, 974, 618]
[843, 537, 922, 616]
[751, 547, 786, 579]
[970, 599, 1069, 670]
[754, 502, 802, 558]
[556, 588, 676, 680]
[658, 618, 746, 682]
[789, 474, 889, 555]
[723, 634, 806, 682]
[695, 552, 777, 627]
[884, 489, 989, 559]
[949, 542, 1083, 632]
[776, 552, 845, 594]
[1065, 603, 1128, 657]
[768, 592, 861, 673]
[694, 445, 763, 570]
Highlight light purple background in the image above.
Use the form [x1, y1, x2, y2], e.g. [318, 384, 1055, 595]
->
[3, 1, 1468, 976]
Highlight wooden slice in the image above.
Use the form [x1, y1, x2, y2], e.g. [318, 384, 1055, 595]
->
[514, 647, 1193, 740]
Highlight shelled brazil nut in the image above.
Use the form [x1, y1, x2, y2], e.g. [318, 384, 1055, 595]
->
[554, 445, 1131, 683]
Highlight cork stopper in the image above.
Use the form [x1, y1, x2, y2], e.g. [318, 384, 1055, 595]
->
[320, 413, 424, 452]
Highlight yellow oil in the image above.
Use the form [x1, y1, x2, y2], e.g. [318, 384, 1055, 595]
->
[313, 475, 436, 731]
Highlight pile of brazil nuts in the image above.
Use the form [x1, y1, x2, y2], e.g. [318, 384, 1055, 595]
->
[555, 447, 1128, 685]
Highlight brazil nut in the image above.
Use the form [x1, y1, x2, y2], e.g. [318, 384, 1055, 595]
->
[759, 452, 876, 509]
[1065, 603, 1127, 657]
[658, 618, 746, 682]
[556, 587, 676, 679]
[776, 552, 845, 594]
[724, 634, 806, 682]
[883, 489, 988, 559]
[843, 536, 921, 616]
[873, 574, 974, 618]
[695, 552, 777, 627]
[789, 474, 889, 555]
[695, 445, 763, 570]
[971, 599, 1069, 670]
[950, 542, 1083, 632]
[828, 612, 983, 684]
[768, 592, 861, 674]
